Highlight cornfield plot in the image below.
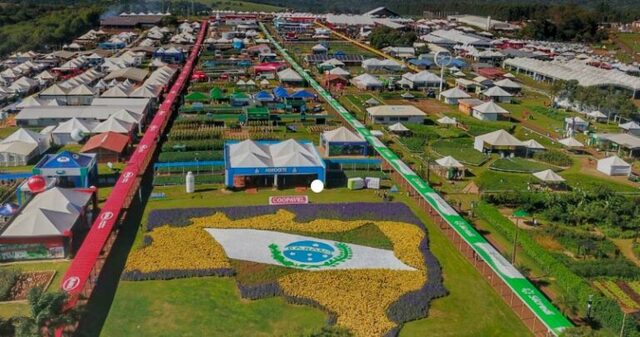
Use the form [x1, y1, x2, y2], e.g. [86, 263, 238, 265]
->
[593, 280, 640, 311]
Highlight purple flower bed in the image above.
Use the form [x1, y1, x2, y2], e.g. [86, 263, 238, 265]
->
[147, 202, 423, 231]
[143, 202, 446, 335]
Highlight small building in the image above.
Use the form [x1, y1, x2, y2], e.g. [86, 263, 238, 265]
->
[0, 187, 96, 261]
[522, 139, 546, 155]
[532, 169, 565, 187]
[366, 105, 426, 124]
[597, 155, 631, 176]
[472, 100, 509, 121]
[474, 129, 523, 154]
[80, 132, 130, 163]
[558, 137, 584, 151]
[320, 127, 368, 156]
[388, 122, 411, 136]
[382, 46, 415, 59]
[324, 74, 349, 88]
[435, 156, 465, 180]
[33, 151, 98, 188]
[401, 71, 442, 89]
[481, 86, 513, 103]
[311, 44, 328, 54]
[224, 139, 326, 189]
[591, 133, 640, 157]
[440, 87, 471, 104]
[458, 98, 484, 115]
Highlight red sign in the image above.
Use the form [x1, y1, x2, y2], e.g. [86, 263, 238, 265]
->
[269, 195, 309, 205]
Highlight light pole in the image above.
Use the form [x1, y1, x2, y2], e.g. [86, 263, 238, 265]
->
[434, 51, 452, 97]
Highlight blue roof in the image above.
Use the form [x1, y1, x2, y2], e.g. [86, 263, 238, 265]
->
[272, 86, 290, 98]
[291, 90, 315, 99]
[408, 58, 434, 66]
[254, 90, 275, 101]
[36, 151, 95, 169]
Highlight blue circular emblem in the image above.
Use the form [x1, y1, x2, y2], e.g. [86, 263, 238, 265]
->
[283, 240, 335, 264]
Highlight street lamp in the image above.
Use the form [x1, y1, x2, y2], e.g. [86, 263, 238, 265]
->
[512, 209, 529, 264]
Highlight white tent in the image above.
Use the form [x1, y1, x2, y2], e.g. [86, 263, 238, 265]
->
[92, 117, 134, 134]
[481, 86, 513, 103]
[558, 137, 584, 149]
[388, 122, 410, 133]
[440, 87, 470, 104]
[533, 169, 565, 183]
[0, 128, 50, 166]
[328, 67, 350, 77]
[494, 78, 522, 91]
[472, 100, 509, 121]
[351, 73, 383, 90]
[321, 126, 365, 143]
[436, 156, 464, 168]
[52, 118, 95, 144]
[437, 116, 457, 125]
[474, 129, 523, 152]
[523, 139, 545, 150]
[277, 68, 304, 84]
[0, 187, 91, 238]
[597, 155, 631, 176]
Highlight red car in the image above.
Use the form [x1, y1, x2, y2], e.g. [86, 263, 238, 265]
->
[190, 70, 208, 82]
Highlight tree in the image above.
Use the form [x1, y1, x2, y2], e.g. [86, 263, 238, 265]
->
[14, 288, 80, 337]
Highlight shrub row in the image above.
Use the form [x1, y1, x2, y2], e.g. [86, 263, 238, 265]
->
[0, 269, 19, 301]
[533, 149, 573, 167]
[153, 174, 224, 186]
[161, 139, 225, 152]
[475, 202, 640, 336]
[121, 268, 235, 281]
[167, 128, 223, 141]
[157, 151, 224, 163]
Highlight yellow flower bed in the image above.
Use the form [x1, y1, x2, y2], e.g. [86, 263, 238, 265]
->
[125, 210, 428, 337]
[279, 270, 424, 337]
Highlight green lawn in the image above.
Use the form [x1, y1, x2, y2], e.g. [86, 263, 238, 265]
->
[476, 170, 535, 192]
[101, 278, 327, 337]
[0, 260, 70, 319]
[431, 138, 489, 166]
[490, 157, 559, 173]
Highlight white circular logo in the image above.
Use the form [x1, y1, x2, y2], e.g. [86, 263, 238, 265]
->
[62, 276, 80, 291]
[56, 156, 70, 163]
[101, 211, 114, 221]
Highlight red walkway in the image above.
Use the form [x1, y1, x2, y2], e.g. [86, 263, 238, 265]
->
[59, 20, 208, 308]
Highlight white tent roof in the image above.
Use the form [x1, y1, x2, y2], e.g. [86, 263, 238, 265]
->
[523, 139, 545, 150]
[482, 86, 513, 97]
[322, 126, 365, 142]
[388, 122, 410, 132]
[53, 117, 94, 134]
[328, 67, 350, 76]
[533, 169, 565, 183]
[558, 137, 584, 148]
[436, 156, 464, 168]
[110, 108, 142, 124]
[1, 188, 92, 237]
[92, 117, 134, 133]
[352, 73, 382, 86]
[494, 78, 522, 89]
[620, 121, 640, 130]
[437, 116, 457, 125]
[0, 141, 38, 156]
[588, 110, 607, 119]
[598, 155, 630, 168]
[227, 139, 323, 168]
[441, 87, 471, 99]
[68, 84, 95, 96]
[1, 128, 44, 145]
[277, 68, 304, 82]
[101, 85, 131, 98]
[40, 84, 68, 96]
[476, 129, 523, 146]
[473, 101, 509, 114]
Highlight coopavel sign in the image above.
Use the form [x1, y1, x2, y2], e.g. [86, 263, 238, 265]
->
[269, 195, 308, 205]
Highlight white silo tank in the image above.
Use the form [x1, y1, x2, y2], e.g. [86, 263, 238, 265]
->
[186, 171, 195, 193]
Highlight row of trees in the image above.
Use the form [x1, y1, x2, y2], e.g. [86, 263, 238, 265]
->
[550, 80, 639, 121]
[2, 288, 79, 337]
[520, 5, 608, 43]
[483, 190, 640, 233]
[369, 26, 418, 49]
[0, 4, 104, 57]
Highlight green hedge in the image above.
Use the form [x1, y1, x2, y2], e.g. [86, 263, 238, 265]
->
[475, 202, 639, 336]
[533, 150, 573, 167]
[0, 269, 18, 301]
[153, 174, 225, 186]
[157, 151, 224, 163]
[161, 140, 225, 152]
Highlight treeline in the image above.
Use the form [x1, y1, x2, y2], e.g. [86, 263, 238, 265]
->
[0, 4, 104, 57]
[552, 80, 638, 120]
[520, 5, 607, 43]
[369, 26, 417, 49]
[248, 0, 640, 22]
[483, 190, 640, 233]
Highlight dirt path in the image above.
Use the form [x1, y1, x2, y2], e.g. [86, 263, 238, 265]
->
[612, 238, 640, 267]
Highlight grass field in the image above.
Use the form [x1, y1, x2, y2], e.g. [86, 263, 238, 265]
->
[101, 278, 327, 337]
[490, 157, 559, 173]
[197, 0, 284, 12]
[476, 170, 535, 191]
[0, 260, 70, 319]
[431, 138, 489, 166]
[99, 184, 533, 337]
